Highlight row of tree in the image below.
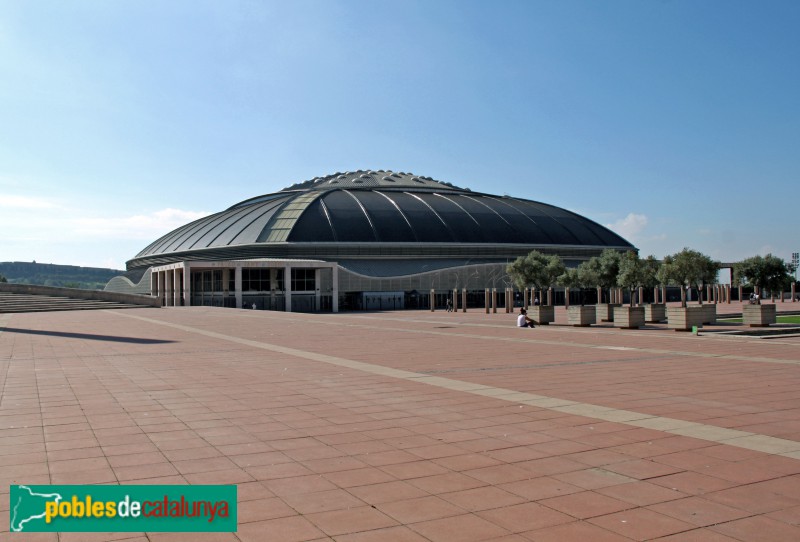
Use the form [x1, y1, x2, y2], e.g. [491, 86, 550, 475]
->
[507, 248, 797, 307]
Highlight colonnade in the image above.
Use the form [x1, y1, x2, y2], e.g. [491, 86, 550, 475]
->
[150, 260, 339, 312]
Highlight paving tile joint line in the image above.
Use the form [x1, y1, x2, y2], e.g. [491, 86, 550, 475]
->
[108, 310, 800, 460]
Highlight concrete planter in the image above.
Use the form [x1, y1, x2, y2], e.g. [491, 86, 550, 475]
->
[614, 306, 645, 329]
[528, 305, 555, 325]
[644, 303, 666, 323]
[743, 304, 776, 327]
[596, 303, 622, 322]
[667, 306, 706, 331]
[701, 304, 717, 325]
[567, 305, 596, 327]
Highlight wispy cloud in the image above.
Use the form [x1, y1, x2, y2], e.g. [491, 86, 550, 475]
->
[0, 194, 59, 209]
[71, 208, 210, 239]
[605, 213, 648, 241]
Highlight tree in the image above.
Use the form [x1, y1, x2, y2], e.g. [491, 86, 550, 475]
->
[557, 268, 584, 305]
[580, 249, 622, 303]
[734, 254, 792, 303]
[617, 252, 659, 306]
[660, 248, 719, 307]
[507, 251, 565, 304]
[0, 274, 6, 283]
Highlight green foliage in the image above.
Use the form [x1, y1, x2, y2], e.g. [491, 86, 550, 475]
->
[557, 267, 584, 289]
[0, 262, 123, 290]
[661, 248, 719, 287]
[659, 248, 719, 306]
[617, 252, 659, 305]
[507, 251, 565, 291]
[0, 274, 6, 283]
[734, 254, 792, 293]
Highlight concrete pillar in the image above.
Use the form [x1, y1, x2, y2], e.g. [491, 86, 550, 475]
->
[173, 268, 181, 307]
[781, 290, 785, 303]
[284, 266, 292, 312]
[638, 286, 644, 306]
[726, 284, 731, 304]
[707, 285, 712, 304]
[165, 271, 173, 307]
[738, 285, 743, 303]
[183, 265, 190, 307]
[484, 288, 490, 314]
[222, 268, 230, 308]
[506, 288, 511, 313]
[792, 282, 796, 302]
[462, 288, 467, 313]
[234, 266, 242, 309]
[453, 288, 458, 312]
[316, 269, 322, 311]
[150, 269, 157, 298]
[156, 271, 163, 306]
[547, 287, 553, 306]
[332, 265, 339, 313]
[492, 288, 497, 313]
[523, 288, 529, 309]
[596, 286, 602, 304]
[564, 287, 570, 309]
[430, 289, 435, 312]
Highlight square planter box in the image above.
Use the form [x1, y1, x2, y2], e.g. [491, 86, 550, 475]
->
[644, 303, 666, 323]
[667, 306, 706, 331]
[567, 305, 596, 327]
[596, 303, 622, 322]
[701, 304, 717, 324]
[528, 305, 555, 325]
[743, 304, 776, 327]
[614, 306, 645, 329]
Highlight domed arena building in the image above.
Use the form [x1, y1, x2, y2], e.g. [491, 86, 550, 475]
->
[106, 170, 635, 311]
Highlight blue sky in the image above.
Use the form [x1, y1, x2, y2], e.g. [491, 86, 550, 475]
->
[1, 0, 798, 271]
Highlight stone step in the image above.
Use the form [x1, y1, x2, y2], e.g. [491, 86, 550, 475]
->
[0, 292, 152, 313]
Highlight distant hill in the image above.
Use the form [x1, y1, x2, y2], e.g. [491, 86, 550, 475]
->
[0, 262, 124, 290]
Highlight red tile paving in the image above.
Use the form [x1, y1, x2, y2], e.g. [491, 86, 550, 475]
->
[1, 303, 800, 541]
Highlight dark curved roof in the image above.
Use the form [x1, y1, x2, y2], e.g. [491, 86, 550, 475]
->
[132, 170, 633, 266]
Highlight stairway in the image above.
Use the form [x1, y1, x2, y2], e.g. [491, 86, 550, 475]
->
[0, 291, 150, 313]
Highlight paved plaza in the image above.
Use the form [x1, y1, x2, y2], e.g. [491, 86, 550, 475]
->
[1, 303, 800, 541]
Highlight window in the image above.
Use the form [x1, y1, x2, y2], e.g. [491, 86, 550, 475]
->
[291, 268, 315, 292]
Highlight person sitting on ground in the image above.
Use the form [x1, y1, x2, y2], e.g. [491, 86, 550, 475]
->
[517, 308, 535, 328]
[533, 296, 540, 306]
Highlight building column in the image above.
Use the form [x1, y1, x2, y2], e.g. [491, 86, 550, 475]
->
[165, 271, 173, 307]
[523, 288, 529, 309]
[150, 269, 157, 298]
[547, 287, 553, 306]
[173, 268, 181, 307]
[564, 287, 570, 309]
[284, 266, 292, 312]
[430, 289, 435, 312]
[492, 288, 497, 313]
[331, 266, 339, 313]
[792, 282, 796, 302]
[462, 288, 467, 313]
[484, 288, 490, 314]
[183, 265, 191, 307]
[453, 288, 458, 312]
[315, 269, 322, 312]
[234, 266, 242, 309]
[150, 271, 162, 305]
[738, 285, 743, 302]
[156, 271, 163, 306]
